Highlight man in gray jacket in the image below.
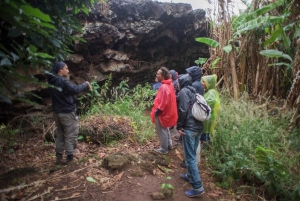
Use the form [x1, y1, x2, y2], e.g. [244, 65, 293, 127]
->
[177, 74, 205, 197]
[48, 61, 91, 165]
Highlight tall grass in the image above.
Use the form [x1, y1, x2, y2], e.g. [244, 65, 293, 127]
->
[81, 76, 156, 143]
[207, 93, 300, 200]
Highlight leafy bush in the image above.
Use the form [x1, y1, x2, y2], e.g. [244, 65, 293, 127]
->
[206, 94, 300, 200]
[0, 0, 102, 103]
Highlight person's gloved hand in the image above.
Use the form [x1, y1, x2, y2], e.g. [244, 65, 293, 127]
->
[155, 109, 162, 116]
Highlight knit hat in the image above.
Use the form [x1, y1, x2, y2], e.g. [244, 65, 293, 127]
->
[51, 62, 66, 74]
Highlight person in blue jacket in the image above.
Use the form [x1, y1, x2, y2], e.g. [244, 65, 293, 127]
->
[186, 66, 204, 95]
[152, 77, 162, 90]
[47, 61, 92, 165]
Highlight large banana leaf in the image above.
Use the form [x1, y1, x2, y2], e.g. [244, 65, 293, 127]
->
[245, 0, 285, 21]
[260, 49, 292, 62]
[234, 0, 285, 32]
[195, 37, 219, 47]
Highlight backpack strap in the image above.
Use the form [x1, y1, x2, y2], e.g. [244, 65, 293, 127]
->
[186, 86, 197, 108]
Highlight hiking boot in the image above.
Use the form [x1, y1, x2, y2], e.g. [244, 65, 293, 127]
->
[66, 154, 73, 164]
[185, 189, 205, 197]
[55, 153, 63, 165]
[154, 148, 168, 154]
[168, 145, 174, 150]
[180, 160, 187, 168]
[180, 174, 189, 182]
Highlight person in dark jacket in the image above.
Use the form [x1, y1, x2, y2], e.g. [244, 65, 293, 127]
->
[180, 66, 205, 168]
[177, 74, 205, 197]
[186, 66, 204, 95]
[47, 61, 92, 165]
[170, 69, 179, 94]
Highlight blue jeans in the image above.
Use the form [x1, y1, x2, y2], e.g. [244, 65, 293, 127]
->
[183, 129, 204, 190]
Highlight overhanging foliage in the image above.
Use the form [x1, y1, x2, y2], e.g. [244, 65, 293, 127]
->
[0, 0, 102, 104]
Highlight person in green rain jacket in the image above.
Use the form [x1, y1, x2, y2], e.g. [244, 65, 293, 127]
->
[200, 74, 221, 145]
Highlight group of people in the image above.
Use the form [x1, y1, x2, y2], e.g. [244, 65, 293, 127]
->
[151, 66, 220, 197]
[47, 61, 220, 198]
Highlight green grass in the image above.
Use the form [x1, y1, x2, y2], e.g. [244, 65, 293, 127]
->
[206, 93, 300, 200]
[81, 77, 156, 144]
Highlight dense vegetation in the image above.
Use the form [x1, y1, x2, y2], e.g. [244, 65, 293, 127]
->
[0, 0, 300, 200]
[207, 92, 300, 200]
[201, 0, 300, 127]
[197, 0, 300, 199]
[0, 0, 102, 103]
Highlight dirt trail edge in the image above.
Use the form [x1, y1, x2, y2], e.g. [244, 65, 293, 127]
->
[0, 129, 229, 201]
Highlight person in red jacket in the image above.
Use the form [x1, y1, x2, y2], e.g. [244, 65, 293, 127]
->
[151, 67, 178, 154]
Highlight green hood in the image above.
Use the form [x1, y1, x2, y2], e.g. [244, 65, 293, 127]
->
[201, 74, 217, 90]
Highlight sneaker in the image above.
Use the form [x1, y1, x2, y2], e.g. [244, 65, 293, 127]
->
[154, 148, 168, 154]
[180, 174, 189, 182]
[185, 189, 205, 197]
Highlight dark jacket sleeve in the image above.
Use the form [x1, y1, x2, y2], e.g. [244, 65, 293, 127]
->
[176, 88, 191, 130]
[177, 88, 203, 132]
[62, 79, 89, 95]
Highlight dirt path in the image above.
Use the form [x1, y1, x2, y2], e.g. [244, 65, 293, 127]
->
[0, 129, 228, 201]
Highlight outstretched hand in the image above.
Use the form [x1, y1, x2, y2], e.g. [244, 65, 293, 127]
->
[86, 81, 92, 91]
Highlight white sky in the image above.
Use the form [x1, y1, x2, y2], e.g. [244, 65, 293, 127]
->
[157, 0, 247, 15]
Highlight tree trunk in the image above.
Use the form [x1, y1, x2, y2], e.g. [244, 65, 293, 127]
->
[229, 51, 239, 100]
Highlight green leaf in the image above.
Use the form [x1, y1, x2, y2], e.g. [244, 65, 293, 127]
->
[78, 135, 84, 140]
[259, 49, 292, 62]
[86, 177, 97, 183]
[49, 38, 61, 48]
[73, 36, 87, 43]
[20, 5, 52, 22]
[245, 0, 285, 21]
[81, 7, 89, 15]
[32, 19, 56, 29]
[195, 37, 219, 47]
[166, 184, 173, 190]
[161, 183, 166, 189]
[223, 44, 232, 53]
[28, 45, 37, 53]
[281, 31, 291, 50]
[166, 176, 172, 180]
[211, 58, 221, 69]
[264, 27, 282, 47]
[34, 52, 54, 59]
[293, 27, 300, 39]
[269, 62, 292, 69]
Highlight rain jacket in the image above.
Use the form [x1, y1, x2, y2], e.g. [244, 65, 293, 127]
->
[176, 74, 203, 132]
[186, 66, 204, 95]
[201, 74, 221, 133]
[151, 79, 178, 127]
[170, 70, 179, 94]
[48, 75, 89, 113]
[152, 81, 162, 90]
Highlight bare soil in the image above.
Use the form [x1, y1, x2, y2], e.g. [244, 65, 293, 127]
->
[0, 129, 230, 201]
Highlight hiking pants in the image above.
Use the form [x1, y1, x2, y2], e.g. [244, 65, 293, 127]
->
[54, 112, 79, 155]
